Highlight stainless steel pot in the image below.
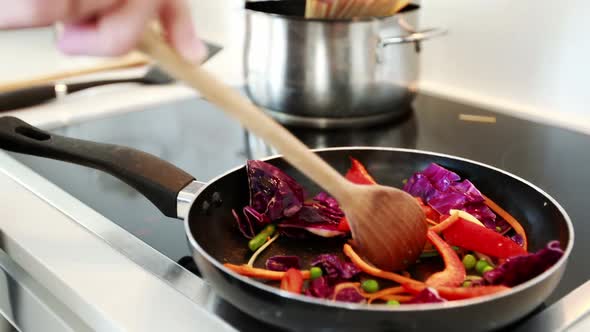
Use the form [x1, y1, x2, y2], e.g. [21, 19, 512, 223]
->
[244, 1, 445, 128]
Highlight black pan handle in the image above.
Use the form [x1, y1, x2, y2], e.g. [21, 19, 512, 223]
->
[0, 79, 145, 112]
[0, 116, 195, 218]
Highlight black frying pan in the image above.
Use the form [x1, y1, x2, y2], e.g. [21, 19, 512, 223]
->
[0, 117, 573, 331]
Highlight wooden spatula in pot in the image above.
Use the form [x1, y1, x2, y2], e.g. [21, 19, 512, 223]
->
[137, 25, 426, 271]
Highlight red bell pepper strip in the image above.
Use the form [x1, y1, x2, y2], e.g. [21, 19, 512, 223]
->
[403, 283, 510, 300]
[425, 230, 466, 287]
[345, 158, 377, 185]
[337, 217, 351, 232]
[225, 263, 311, 280]
[280, 268, 304, 294]
[483, 195, 528, 250]
[442, 218, 528, 258]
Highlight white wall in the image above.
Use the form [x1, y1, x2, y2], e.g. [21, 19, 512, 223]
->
[418, 0, 590, 133]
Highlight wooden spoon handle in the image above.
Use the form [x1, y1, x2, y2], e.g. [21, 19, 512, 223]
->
[138, 26, 353, 201]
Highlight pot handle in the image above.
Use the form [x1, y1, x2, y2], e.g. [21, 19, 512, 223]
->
[380, 28, 447, 46]
[0, 116, 195, 218]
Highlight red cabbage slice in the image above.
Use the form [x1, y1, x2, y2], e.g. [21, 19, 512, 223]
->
[232, 209, 255, 239]
[403, 163, 507, 233]
[247, 160, 304, 221]
[277, 193, 347, 238]
[311, 254, 360, 282]
[306, 276, 333, 299]
[265, 255, 301, 271]
[407, 288, 446, 304]
[483, 241, 564, 286]
[334, 287, 365, 303]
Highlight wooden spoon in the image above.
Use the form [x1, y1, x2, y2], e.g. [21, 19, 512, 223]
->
[137, 25, 427, 271]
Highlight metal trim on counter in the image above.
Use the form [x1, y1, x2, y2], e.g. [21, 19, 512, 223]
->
[0, 248, 89, 332]
[0, 151, 236, 332]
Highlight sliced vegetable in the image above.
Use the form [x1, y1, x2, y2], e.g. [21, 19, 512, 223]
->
[232, 209, 255, 239]
[483, 195, 528, 250]
[482, 265, 494, 274]
[403, 283, 511, 300]
[343, 244, 422, 285]
[265, 255, 301, 271]
[225, 263, 311, 280]
[247, 233, 279, 267]
[306, 276, 333, 298]
[337, 217, 351, 232]
[429, 214, 460, 233]
[278, 193, 347, 239]
[311, 254, 360, 282]
[416, 197, 441, 221]
[403, 163, 507, 233]
[344, 157, 377, 185]
[361, 279, 380, 293]
[280, 268, 304, 294]
[442, 218, 528, 258]
[484, 241, 563, 286]
[407, 288, 446, 304]
[248, 224, 276, 252]
[247, 160, 304, 220]
[449, 209, 485, 227]
[334, 287, 365, 303]
[425, 230, 466, 287]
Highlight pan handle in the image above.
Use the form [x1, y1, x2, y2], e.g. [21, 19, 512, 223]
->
[0, 116, 195, 218]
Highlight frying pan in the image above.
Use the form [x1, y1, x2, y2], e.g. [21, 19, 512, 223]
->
[0, 116, 573, 331]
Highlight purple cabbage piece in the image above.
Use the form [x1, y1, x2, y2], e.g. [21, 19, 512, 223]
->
[243, 206, 270, 227]
[277, 193, 347, 238]
[511, 234, 524, 246]
[484, 241, 564, 287]
[311, 254, 360, 282]
[334, 287, 365, 303]
[232, 209, 255, 239]
[265, 255, 301, 272]
[403, 163, 509, 233]
[246, 160, 304, 221]
[407, 288, 446, 304]
[306, 276, 333, 299]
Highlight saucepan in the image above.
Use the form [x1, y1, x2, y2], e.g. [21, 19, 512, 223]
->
[244, 0, 446, 128]
[0, 116, 573, 331]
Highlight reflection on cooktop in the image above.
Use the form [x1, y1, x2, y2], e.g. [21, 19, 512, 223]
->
[8, 92, 590, 315]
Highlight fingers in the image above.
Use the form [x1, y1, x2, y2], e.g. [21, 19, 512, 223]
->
[159, 0, 206, 63]
[0, 0, 118, 28]
[58, 0, 159, 56]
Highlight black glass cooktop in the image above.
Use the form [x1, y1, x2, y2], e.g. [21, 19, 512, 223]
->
[8, 92, 590, 329]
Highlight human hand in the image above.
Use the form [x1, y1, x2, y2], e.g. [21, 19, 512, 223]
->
[0, 0, 206, 62]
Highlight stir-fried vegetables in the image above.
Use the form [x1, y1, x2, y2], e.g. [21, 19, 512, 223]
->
[225, 158, 564, 306]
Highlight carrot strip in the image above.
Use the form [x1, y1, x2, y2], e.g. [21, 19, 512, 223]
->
[429, 214, 460, 233]
[403, 283, 510, 300]
[224, 263, 311, 280]
[368, 294, 414, 304]
[343, 244, 422, 285]
[360, 286, 405, 298]
[483, 195, 528, 250]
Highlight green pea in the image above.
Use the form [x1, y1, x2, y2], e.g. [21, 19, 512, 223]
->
[462, 280, 472, 288]
[310, 267, 323, 280]
[475, 259, 490, 275]
[361, 279, 380, 293]
[247, 224, 276, 252]
[462, 254, 477, 270]
[386, 300, 400, 306]
[482, 265, 494, 274]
